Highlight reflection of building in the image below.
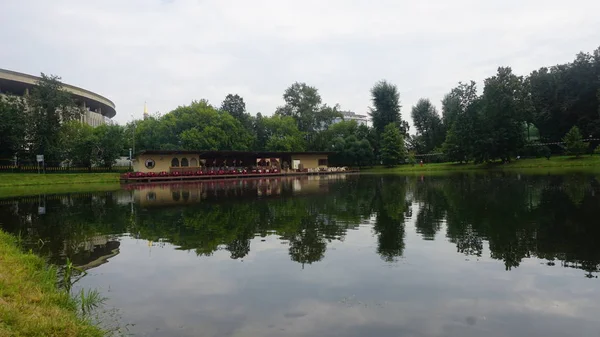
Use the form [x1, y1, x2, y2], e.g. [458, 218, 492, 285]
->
[113, 190, 134, 205]
[332, 111, 370, 126]
[0, 68, 116, 127]
[132, 175, 349, 207]
[133, 150, 331, 173]
[63, 235, 120, 270]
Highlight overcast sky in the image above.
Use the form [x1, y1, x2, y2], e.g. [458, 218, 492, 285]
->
[2, 0, 599, 125]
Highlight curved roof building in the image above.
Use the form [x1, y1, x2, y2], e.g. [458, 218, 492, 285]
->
[0, 68, 116, 119]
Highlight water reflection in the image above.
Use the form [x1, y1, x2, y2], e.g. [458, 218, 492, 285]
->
[3, 173, 600, 336]
[1, 173, 600, 276]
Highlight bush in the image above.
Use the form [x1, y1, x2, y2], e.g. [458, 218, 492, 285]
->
[408, 152, 416, 166]
[595, 145, 600, 155]
[562, 126, 588, 158]
[430, 147, 446, 163]
[541, 146, 551, 160]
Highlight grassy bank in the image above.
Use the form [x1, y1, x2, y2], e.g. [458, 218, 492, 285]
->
[0, 183, 121, 199]
[0, 230, 104, 337]
[0, 173, 120, 188]
[364, 155, 600, 174]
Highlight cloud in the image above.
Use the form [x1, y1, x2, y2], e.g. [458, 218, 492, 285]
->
[1, 0, 599, 125]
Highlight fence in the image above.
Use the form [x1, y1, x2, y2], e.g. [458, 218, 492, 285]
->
[0, 164, 131, 173]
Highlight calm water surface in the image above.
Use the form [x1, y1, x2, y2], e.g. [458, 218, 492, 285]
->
[1, 173, 600, 337]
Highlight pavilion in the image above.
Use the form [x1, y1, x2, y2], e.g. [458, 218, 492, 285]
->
[132, 150, 332, 173]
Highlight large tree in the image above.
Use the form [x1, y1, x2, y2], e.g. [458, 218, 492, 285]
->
[529, 47, 600, 141]
[275, 82, 340, 140]
[479, 67, 528, 161]
[220, 94, 246, 120]
[441, 81, 478, 130]
[27, 74, 82, 162]
[369, 80, 408, 136]
[58, 121, 98, 169]
[94, 124, 126, 168]
[410, 98, 445, 153]
[131, 116, 169, 151]
[138, 100, 255, 152]
[251, 113, 268, 151]
[220, 93, 252, 131]
[312, 120, 359, 151]
[380, 123, 406, 167]
[0, 96, 27, 159]
[262, 115, 305, 152]
[442, 99, 484, 163]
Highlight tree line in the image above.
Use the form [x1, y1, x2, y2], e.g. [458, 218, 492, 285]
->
[0, 74, 126, 168]
[132, 45, 600, 166]
[411, 46, 600, 163]
[130, 82, 384, 167]
[1, 45, 599, 168]
[129, 78, 412, 167]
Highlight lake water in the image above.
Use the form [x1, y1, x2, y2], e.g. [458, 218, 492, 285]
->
[1, 173, 600, 337]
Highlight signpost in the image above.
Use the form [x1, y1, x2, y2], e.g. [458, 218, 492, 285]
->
[36, 154, 44, 174]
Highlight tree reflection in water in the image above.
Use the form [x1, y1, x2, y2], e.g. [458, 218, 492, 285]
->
[0, 173, 599, 277]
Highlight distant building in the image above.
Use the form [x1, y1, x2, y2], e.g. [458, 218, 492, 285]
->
[0, 68, 116, 127]
[333, 111, 370, 126]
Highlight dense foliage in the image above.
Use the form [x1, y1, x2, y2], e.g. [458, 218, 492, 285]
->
[0, 75, 128, 167]
[133, 45, 597, 165]
[131, 82, 379, 167]
[419, 46, 600, 163]
[410, 98, 444, 154]
[380, 123, 406, 167]
[0, 96, 27, 159]
[369, 80, 408, 137]
[1, 45, 599, 167]
[563, 126, 589, 157]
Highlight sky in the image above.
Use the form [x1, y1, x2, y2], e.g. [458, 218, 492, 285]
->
[2, 0, 600, 126]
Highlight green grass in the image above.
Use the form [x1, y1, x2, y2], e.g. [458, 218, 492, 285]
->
[0, 230, 104, 337]
[363, 155, 600, 174]
[0, 183, 121, 199]
[0, 173, 120, 188]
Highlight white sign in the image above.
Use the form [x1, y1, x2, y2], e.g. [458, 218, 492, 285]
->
[36, 155, 44, 162]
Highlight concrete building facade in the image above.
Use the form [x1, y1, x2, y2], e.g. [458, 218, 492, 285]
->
[333, 111, 370, 126]
[0, 68, 116, 127]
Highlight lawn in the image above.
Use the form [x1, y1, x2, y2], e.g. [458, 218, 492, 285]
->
[0, 173, 121, 188]
[363, 155, 600, 174]
[0, 183, 121, 199]
[0, 230, 104, 337]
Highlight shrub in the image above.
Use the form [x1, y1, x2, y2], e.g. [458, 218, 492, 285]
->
[562, 126, 588, 158]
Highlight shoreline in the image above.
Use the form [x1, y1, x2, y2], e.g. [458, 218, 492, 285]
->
[0, 156, 598, 193]
[0, 173, 120, 188]
[363, 156, 600, 174]
[0, 230, 104, 337]
[0, 183, 121, 199]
